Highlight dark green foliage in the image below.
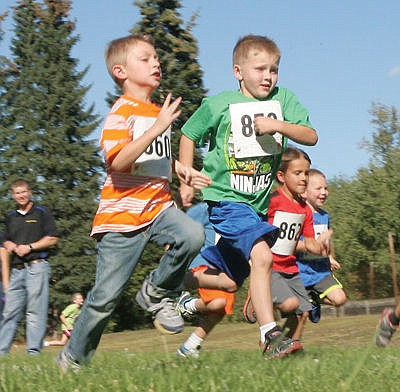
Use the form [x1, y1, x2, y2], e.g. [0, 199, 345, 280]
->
[0, 0, 102, 324]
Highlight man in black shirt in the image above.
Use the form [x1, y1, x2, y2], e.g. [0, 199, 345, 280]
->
[0, 179, 58, 355]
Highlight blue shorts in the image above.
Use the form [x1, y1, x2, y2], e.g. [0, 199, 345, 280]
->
[201, 201, 279, 286]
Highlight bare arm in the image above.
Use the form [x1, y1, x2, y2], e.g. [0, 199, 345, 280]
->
[59, 313, 73, 330]
[1, 247, 10, 291]
[254, 117, 318, 146]
[14, 236, 58, 258]
[303, 229, 333, 256]
[179, 134, 196, 207]
[111, 93, 182, 172]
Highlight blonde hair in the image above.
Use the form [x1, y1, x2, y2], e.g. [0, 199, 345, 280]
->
[10, 179, 31, 191]
[233, 34, 281, 65]
[105, 34, 154, 86]
[308, 168, 326, 180]
[72, 292, 83, 302]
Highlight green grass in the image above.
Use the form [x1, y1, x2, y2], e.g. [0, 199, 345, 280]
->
[1, 314, 400, 391]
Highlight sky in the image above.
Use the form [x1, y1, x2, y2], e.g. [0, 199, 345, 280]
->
[1, 0, 399, 179]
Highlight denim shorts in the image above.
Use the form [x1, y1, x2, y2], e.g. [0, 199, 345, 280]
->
[201, 201, 279, 286]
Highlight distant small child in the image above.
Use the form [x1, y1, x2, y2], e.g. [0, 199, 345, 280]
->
[44, 293, 84, 347]
[243, 148, 331, 347]
[296, 168, 346, 323]
[175, 202, 235, 358]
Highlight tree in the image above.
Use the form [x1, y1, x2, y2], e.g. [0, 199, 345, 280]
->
[327, 103, 400, 299]
[0, 0, 103, 318]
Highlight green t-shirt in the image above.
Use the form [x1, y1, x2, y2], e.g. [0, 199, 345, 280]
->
[182, 88, 313, 214]
[61, 303, 81, 331]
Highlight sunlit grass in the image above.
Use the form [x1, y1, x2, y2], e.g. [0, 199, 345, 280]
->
[1, 315, 400, 391]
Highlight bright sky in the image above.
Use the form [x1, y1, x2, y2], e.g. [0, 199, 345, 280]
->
[1, 0, 399, 179]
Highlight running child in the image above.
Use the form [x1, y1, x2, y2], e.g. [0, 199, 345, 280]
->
[296, 168, 346, 323]
[243, 148, 331, 347]
[175, 202, 235, 358]
[44, 293, 84, 347]
[57, 34, 211, 372]
[179, 35, 318, 358]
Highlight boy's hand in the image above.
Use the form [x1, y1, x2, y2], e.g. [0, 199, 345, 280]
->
[180, 183, 195, 207]
[153, 93, 182, 135]
[253, 116, 281, 136]
[329, 256, 341, 271]
[317, 229, 333, 256]
[174, 161, 211, 190]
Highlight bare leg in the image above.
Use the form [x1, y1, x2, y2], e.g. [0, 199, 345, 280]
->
[249, 240, 274, 325]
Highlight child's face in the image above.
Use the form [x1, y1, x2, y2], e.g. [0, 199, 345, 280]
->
[233, 49, 279, 99]
[74, 295, 84, 306]
[116, 41, 161, 93]
[278, 157, 310, 198]
[304, 174, 329, 209]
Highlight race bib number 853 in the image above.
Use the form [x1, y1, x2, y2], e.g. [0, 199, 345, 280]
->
[229, 101, 283, 158]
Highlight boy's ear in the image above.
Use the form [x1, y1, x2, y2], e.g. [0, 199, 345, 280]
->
[112, 64, 127, 81]
[233, 64, 242, 81]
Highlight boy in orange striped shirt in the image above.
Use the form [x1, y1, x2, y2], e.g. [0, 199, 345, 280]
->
[57, 34, 211, 372]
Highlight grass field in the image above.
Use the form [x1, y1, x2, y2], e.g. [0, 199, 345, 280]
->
[1, 314, 400, 391]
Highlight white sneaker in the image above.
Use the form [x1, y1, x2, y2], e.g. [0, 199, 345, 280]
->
[176, 343, 201, 359]
[175, 291, 197, 321]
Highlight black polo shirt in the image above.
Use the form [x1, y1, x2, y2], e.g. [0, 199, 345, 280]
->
[4, 203, 58, 265]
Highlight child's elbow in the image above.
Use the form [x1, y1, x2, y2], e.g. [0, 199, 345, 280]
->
[306, 129, 318, 146]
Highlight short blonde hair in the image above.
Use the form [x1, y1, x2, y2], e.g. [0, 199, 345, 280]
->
[233, 34, 281, 65]
[105, 34, 154, 86]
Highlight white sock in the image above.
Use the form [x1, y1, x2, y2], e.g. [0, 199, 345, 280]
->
[184, 298, 198, 313]
[184, 332, 203, 350]
[260, 322, 277, 344]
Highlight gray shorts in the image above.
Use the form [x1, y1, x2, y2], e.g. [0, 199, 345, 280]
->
[307, 274, 343, 301]
[271, 270, 312, 314]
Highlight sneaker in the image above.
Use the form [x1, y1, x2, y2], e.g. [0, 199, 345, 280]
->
[243, 291, 257, 324]
[136, 276, 184, 335]
[308, 291, 321, 323]
[376, 307, 398, 347]
[176, 291, 198, 321]
[56, 350, 80, 374]
[176, 343, 201, 359]
[261, 326, 302, 359]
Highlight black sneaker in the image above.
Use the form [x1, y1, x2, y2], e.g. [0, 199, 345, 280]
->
[308, 291, 321, 323]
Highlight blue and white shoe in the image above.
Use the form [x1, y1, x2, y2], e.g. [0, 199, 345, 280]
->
[175, 291, 198, 321]
[176, 343, 201, 359]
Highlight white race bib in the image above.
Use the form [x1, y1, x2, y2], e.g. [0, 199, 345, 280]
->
[229, 101, 283, 158]
[131, 116, 172, 180]
[313, 224, 328, 239]
[271, 211, 305, 256]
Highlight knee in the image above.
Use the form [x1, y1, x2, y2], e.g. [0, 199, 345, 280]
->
[209, 297, 227, 312]
[220, 280, 238, 293]
[279, 297, 299, 313]
[330, 290, 347, 307]
[181, 221, 205, 255]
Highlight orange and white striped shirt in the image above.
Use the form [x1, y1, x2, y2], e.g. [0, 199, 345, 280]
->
[91, 95, 174, 237]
